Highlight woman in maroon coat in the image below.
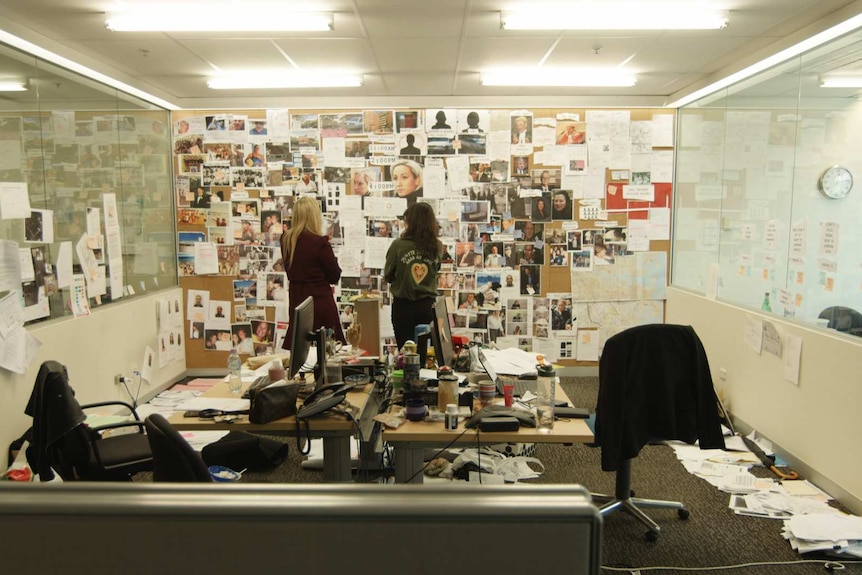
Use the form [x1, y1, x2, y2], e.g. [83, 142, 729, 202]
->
[281, 197, 345, 349]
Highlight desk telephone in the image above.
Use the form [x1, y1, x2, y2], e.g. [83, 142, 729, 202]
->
[296, 382, 355, 419]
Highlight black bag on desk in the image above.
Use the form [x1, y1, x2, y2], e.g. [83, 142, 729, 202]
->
[248, 382, 301, 424]
[201, 431, 289, 470]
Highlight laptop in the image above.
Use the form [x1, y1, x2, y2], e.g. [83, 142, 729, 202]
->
[477, 348, 535, 398]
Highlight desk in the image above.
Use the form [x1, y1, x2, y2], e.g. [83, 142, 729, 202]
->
[382, 388, 594, 483]
[169, 380, 376, 482]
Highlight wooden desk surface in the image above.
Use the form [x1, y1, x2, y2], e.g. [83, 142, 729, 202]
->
[168, 380, 375, 433]
[382, 387, 594, 444]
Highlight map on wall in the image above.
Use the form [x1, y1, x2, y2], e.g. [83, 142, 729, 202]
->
[573, 300, 665, 352]
[570, 251, 667, 302]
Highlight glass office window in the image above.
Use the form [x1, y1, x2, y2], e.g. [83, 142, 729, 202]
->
[673, 29, 862, 338]
[0, 42, 176, 324]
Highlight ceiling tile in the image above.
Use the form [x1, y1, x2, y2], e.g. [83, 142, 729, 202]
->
[369, 38, 461, 73]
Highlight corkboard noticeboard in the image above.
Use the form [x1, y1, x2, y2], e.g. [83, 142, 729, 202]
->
[172, 108, 674, 370]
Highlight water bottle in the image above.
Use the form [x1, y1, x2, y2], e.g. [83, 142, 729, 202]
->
[535, 356, 556, 433]
[761, 292, 772, 312]
[227, 347, 242, 393]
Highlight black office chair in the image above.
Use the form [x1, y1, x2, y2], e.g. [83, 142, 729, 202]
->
[144, 413, 213, 482]
[818, 306, 862, 337]
[592, 324, 726, 541]
[25, 360, 152, 481]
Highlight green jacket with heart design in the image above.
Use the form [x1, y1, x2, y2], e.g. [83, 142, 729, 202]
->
[384, 238, 440, 301]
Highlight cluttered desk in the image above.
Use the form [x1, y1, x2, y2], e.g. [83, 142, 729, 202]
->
[380, 382, 594, 483]
[170, 296, 381, 482]
[381, 321, 594, 483]
[168, 376, 375, 482]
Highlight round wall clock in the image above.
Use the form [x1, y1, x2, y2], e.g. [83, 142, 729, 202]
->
[819, 165, 853, 199]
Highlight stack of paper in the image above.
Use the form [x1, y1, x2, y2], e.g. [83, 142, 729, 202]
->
[783, 513, 862, 556]
[730, 493, 792, 519]
[136, 387, 204, 419]
[480, 347, 540, 376]
[717, 470, 771, 494]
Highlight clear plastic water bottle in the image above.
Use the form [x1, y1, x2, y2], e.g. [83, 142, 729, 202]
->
[227, 347, 242, 393]
[535, 357, 556, 433]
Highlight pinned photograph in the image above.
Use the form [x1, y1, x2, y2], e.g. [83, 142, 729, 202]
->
[549, 245, 568, 267]
[571, 249, 592, 271]
[520, 264, 540, 295]
[510, 113, 533, 144]
[550, 297, 575, 331]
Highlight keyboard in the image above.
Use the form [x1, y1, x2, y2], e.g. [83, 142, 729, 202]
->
[497, 377, 534, 398]
[512, 380, 533, 397]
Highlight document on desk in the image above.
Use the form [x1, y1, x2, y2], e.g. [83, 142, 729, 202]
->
[176, 397, 250, 412]
[481, 347, 539, 375]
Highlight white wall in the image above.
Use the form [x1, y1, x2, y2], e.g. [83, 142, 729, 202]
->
[0, 287, 186, 470]
[667, 286, 862, 514]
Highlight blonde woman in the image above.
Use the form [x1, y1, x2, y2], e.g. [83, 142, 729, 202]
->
[281, 196, 345, 347]
[391, 159, 423, 207]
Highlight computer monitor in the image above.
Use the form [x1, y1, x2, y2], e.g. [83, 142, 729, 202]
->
[288, 296, 327, 389]
[430, 296, 455, 368]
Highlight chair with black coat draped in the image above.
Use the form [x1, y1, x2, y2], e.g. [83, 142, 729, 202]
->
[25, 360, 152, 481]
[592, 324, 726, 541]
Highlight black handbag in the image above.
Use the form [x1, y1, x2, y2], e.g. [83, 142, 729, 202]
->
[201, 431, 289, 470]
[248, 382, 301, 424]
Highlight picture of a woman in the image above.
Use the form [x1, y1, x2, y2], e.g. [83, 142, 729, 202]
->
[532, 195, 551, 222]
[552, 190, 573, 220]
[391, 159, 423, 207]
[245, 144, 264, 167]
[351, 169, 371, 196]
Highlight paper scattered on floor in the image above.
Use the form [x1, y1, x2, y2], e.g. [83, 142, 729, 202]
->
[666, 430, 860, 557]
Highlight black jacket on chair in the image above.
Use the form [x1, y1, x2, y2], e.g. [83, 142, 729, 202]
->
[594, 324, 725, 472]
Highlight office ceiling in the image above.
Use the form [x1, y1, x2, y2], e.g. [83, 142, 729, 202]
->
[0, 0, 861, 109]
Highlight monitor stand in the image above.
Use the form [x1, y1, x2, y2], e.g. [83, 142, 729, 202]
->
[298, 328, 329, 394]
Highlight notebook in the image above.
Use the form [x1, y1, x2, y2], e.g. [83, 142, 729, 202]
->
[477, 348, 535, 398]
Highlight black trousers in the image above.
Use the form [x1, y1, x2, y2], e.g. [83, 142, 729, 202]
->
[391, 297, 435, 350]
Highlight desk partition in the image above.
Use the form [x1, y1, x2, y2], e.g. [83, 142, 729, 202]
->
[0, 482, 601, 575]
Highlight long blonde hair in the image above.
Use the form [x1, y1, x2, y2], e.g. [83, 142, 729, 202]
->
[282, 196, 323, 269]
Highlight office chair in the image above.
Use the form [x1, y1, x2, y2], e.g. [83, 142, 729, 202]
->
[25, 360, 152, 481]
[144, 413, 213, 482]
[592, 324, 726, 541]
[818, 306, 862, 337]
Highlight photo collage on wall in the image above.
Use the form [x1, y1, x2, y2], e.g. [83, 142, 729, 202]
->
[174, 108, 674, 361]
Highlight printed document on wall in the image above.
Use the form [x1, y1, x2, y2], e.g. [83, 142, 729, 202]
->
[576, 329, 599, 361]
[784, 334, 802, 385]
[0, 325, 41, 374]
[0, 183, 30, 219]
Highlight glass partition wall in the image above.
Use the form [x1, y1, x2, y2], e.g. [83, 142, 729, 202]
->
[0, 42, 176, 323]
[673, 29, 862, 338]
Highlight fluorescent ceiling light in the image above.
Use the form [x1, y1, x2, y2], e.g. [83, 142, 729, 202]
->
[502, 3, 727, 30]
[0, 29, 179, 109]
[820, 77, 862, 88]
[482, 68, 636, 87]
[0, 81, 27, 91]
[207, 72, 363, 90]
[667, 13, 862, 108]
[106, 4, 332, 32]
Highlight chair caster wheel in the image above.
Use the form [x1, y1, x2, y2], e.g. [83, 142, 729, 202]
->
[678, 508, 690, 520]
[645, 530, 659, 542]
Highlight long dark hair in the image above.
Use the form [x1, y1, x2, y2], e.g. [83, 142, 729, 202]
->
[401, 202, 441, 258]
